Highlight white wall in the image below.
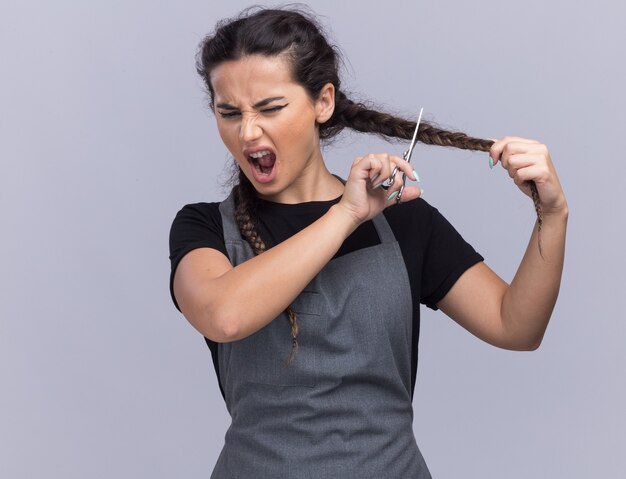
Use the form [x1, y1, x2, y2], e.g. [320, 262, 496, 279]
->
[1, 1, 624, 477]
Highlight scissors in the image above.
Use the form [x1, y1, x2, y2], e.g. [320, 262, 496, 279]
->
[381, 107, 423, 203]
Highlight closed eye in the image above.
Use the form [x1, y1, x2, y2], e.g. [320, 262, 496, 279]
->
[261, 104, 288, 113]
[218, 110, 240, 118]
[217, 104, 288, 119]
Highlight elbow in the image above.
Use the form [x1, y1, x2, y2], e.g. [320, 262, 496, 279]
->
[498, 330, 544, 351]
[498, 307, 546, 352]
[528, 336, 543, 351]
[215, 312, 241, 342]
[206, 307, 242, 343]
[526, 328, 547, 351]
[188, 300, 241, 343]
[514, 333, 544, 352]
[522, 341, 541, 352]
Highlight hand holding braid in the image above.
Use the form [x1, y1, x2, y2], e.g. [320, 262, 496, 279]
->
[488, 137, 568, 258]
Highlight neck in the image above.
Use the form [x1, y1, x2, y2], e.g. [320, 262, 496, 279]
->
[258, 156, 344, 204]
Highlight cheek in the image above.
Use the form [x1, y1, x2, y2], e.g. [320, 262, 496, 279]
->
[279, 112, 317, 147]
[216, 122, 239, 152]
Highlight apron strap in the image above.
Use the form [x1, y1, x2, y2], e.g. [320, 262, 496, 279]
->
[371, 212, 396, 244]
[333, 174, 396, 244]
[218, 187, 240, 243]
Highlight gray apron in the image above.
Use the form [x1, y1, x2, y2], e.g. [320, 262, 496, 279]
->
[212, 190, 431, 478]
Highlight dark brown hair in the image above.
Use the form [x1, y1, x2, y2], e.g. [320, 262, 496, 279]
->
[196, 6, 543, 364]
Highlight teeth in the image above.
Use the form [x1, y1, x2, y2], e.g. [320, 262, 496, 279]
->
[249, 150, 271, 159]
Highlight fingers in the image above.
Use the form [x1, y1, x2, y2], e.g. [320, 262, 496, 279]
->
[366, 154, 392, 186]
[396, 185, 423, 203]
[382, 165, 422, 204]
[488, 137, 550, 184]
[371, 154, 419, 201]
[370, 154, 401, 185]
[353, 153, 414, 185]
[489, 136, 541, 167]
[351, 155, 383, 184]
[512, 163, 550, 187]
[349, 152, 422, 207]
[501, 154, 537, 179]
[511, 164, 546, 198]
[487, 137, 566, 213]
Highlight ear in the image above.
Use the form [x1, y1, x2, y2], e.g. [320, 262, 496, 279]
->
[314, 83, 335, 124]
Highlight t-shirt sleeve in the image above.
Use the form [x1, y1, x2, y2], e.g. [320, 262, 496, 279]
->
[420, 203, 484, 311]
[168, 202, 228, 312]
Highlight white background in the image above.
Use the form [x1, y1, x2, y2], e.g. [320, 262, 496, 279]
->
[2, 0, 624, 477]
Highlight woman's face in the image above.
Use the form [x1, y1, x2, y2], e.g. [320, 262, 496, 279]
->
[210, 54, 334, 202]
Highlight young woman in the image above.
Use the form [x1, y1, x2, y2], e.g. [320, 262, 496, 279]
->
[168, 7, 568, 478]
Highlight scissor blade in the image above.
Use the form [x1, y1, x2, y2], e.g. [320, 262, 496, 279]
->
[405, 107, 423, 164]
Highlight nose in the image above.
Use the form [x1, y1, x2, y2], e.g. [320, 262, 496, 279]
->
[239, 114, 263, 143]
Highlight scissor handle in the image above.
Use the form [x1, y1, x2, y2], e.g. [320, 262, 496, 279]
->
[395, 173, 408, 204]
[380, 166, 400, 190]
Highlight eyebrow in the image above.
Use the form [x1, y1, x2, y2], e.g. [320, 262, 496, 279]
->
[215, 96, 286, 110]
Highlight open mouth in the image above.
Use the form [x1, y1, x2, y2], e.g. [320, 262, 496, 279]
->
[248, 149, 276, 176]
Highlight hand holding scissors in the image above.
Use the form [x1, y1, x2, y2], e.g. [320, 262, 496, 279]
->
[338, 109, 424, 225]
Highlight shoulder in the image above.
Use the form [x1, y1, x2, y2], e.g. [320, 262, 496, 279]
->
[169, 200, 230, 276]
[382, 197, 436, 246]
[383, 197, 433, 222]
[170, 201, 224, 234]
[169, 201, 226, 252]
[172, 201, 222, 223]
[383, 196, 473, 242]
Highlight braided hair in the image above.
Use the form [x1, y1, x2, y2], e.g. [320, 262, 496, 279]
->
[196, 7, 543, 364]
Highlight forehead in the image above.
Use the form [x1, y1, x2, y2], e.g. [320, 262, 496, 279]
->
[210, 55, 300, 105]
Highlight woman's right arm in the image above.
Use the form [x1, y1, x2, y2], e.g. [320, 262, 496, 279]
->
[173, 203, 357, 342]
[173, 153, 421, 342]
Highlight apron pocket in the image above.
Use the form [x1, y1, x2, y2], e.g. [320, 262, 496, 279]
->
[223, 290, 322, 388]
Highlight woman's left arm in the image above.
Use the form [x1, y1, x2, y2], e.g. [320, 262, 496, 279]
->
[436, 136, 569, 351]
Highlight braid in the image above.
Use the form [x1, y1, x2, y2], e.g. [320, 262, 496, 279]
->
[233, 171, 266, 254]
[326, 90, 544, 258]
[233, 169, 300, 365]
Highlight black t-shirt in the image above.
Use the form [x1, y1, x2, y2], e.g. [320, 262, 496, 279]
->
[169, 194, 484, 400]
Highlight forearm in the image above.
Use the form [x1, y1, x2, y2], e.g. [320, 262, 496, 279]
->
[210, 204, 358, 341]
[501, 209, 568, 349]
